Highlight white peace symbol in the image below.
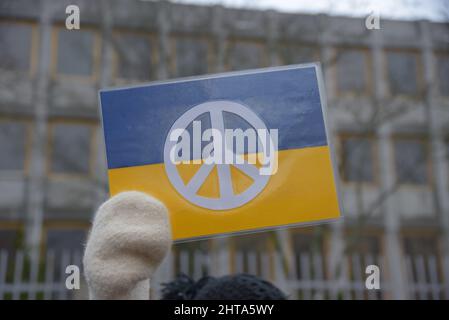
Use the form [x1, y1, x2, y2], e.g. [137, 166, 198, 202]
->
[163, 100, 272, 210]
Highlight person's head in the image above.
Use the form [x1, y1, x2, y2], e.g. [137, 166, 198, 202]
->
[161, 273, 287, 300]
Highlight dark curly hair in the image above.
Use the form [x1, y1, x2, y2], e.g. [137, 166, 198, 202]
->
[161, 273, 287, 300]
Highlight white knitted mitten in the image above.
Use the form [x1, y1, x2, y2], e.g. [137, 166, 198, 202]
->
[83, 191, 172, 299]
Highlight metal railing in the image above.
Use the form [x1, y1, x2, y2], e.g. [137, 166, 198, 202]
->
[0, 249, 446, 300]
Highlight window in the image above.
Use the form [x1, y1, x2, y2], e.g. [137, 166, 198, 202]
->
[113, 32, 155, 81]
[403, 234, 444, 299]
[46, 228, 86, 254]
[279, 44, 317, 65]
[386, 50, 420, 96]
[0, 121, 29, 172]
[232, 233, 272, 277]
[336, 49, 370, 95]
[340, 135, 375, 183]
[0, 227, 22, 287]
[55, 28, 96, 77]
[0, 229, 21, 255]
[226, 41, 265, 71]
[291, 230, 325, 272]
[0, 22, 33, 72]
[346, 234, 382, 299]
[446, 138, 449, 181]
[49, 122, 95, 175]
[436, 53, 449, 96]
[394, 138, 429, 185]
[404, 235, 438, 257]
[347, 235, 381, 257]
[172, 37, 209, 77]
[289, 228, 327, 299]
[45, 227, 87, 282]
[173, 240, 210, 278]
[291, 227, 324, 255]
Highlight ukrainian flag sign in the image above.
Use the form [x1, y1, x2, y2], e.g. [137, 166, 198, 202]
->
[100, 64, 341, 241]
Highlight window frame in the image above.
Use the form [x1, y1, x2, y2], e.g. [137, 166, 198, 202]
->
[46, 119, 98, 179]
[384, 48, 423, 99]
[434, 50, 449, 98]
[334, 46, 373, 97]
[0, 19, 39, 77]
[446, 135, 449, 189]
[338, 132, 379, 186]
[0, 117, 33, 176]
[50, 24, 101, 83]
[111, 29, 158, 84]
[391, 134, 432, 188]
[169, 32, 214, 78]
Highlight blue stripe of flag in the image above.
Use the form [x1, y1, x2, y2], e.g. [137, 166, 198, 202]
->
[100, 66, 327, 169]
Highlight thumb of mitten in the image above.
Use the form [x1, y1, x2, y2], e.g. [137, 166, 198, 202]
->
[83, 191, 172, 299]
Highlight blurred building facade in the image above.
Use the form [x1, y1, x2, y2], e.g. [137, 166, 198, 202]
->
[0, 0, 449, 299]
